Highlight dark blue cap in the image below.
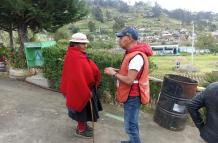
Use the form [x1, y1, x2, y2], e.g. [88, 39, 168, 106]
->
[116, 27, 139, 40]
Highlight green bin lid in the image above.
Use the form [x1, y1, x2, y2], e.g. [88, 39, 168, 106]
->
[24, 41, 56, 48]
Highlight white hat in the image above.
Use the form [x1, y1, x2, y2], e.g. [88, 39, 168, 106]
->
[69, 33, 89, 43]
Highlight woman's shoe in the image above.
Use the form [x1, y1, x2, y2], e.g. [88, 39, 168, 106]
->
[87, 125, 93, 131]
[75, 128, 93, 139]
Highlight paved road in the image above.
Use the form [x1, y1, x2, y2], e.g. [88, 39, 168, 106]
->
[0, 77, 205, 143]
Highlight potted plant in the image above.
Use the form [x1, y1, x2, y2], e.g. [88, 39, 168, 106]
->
[7, 48, 28, 79]
[0, 46, 7, 72]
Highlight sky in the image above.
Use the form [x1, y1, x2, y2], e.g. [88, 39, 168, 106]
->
[121, 0, 218, 13]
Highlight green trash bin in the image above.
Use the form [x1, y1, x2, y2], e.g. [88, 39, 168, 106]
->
[24, 41, 56, 68]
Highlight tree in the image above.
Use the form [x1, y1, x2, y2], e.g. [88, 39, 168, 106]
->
[112, 17, 125, 32]
[193, 12, 213, 21]
[208, 23, 217, 32]
[196, 34, 218, 53]
[93, 6, 104, 23]
[68, 24, 80, 34]
[0, 0, 88, 57]
[118, 2, 129, 13]
[195, 21, 207, 31]
[92, 0, 122, 8]
[106, 10, 112, 21]
[167, 9, 192, 24]
[152, 2, 162, 18]
[88, 21, 96, 32]
[0, 7, 16, 49]
[54, 27, 70, 41]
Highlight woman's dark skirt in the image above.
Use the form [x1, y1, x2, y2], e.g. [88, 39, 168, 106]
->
[68, 87, 103, 122]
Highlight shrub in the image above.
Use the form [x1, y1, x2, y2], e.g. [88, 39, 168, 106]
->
[88, 50, 122, 100]
[88, 40, 115, 49]
[6, 48, 27, 69]
[54, 27, 70, 41]
[149, 57, 158, 73]
[57, 39, 69, 48]
[202, 71, 218, 87]
[42, 45, 66, 89]
[0, 46, 7, 63]
[68, 24, 80, 34]
[149, 80, 162, 104]
[88, 21, 96, 32]
[179, 52, 189, 56]
[42, 46, 159, 107]
[141, 80, 162, 112]
[87, 34, 95, 42]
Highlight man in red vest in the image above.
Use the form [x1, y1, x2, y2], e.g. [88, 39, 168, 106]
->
[104, 27, 153, 143]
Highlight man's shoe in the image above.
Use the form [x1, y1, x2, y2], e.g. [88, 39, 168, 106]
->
[75, 129, 93, 139]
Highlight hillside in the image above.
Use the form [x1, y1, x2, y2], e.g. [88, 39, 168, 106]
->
[1, 0, 218, 48]
[72, 0, 218, 46]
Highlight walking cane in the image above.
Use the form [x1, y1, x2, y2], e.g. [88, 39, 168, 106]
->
[89, 99, 95, 143]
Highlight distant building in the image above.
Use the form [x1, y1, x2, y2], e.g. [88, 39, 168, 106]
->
[161, 31, 173, 40]
[180, 28, 188, 34]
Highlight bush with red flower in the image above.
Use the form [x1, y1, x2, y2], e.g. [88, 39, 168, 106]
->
[0, 46, 27, 69]
[6, 48, 27, 69]
[0, 46, 7, 64]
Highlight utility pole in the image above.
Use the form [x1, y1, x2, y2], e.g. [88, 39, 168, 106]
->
[191, 22, 195, 65]
[178, 22, 181, 47]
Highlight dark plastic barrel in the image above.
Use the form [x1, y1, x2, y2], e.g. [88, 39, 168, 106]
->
[0, 62, 6, 72]
[153, 74, 198, 131]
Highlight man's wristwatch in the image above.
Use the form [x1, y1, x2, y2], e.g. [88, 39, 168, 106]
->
[113, 72, 118, 78]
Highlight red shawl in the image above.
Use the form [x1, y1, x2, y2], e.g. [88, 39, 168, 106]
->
[60, 46, 101, 112]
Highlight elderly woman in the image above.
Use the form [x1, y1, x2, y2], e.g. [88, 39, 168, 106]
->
[60, 33, 102, 138]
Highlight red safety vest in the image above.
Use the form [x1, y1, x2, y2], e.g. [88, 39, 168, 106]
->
[116, 51, 150, 104]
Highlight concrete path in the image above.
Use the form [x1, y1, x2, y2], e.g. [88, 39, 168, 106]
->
[0, 77, 205, 143]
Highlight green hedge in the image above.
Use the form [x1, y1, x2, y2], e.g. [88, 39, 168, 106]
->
[42, 44, 159, 108]
[88, 40, 115, 49]
[42, 45, 66, 89]
[88, 50, 122, 97]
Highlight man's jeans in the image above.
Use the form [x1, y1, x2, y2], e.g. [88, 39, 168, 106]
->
[124, 96, 141, 143]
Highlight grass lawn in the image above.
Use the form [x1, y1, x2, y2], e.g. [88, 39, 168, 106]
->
[151, 54, 218, 75]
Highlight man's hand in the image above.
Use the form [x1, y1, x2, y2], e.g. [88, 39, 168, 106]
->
[112, 68, 120, 72]
[104, 67, 117, 76]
